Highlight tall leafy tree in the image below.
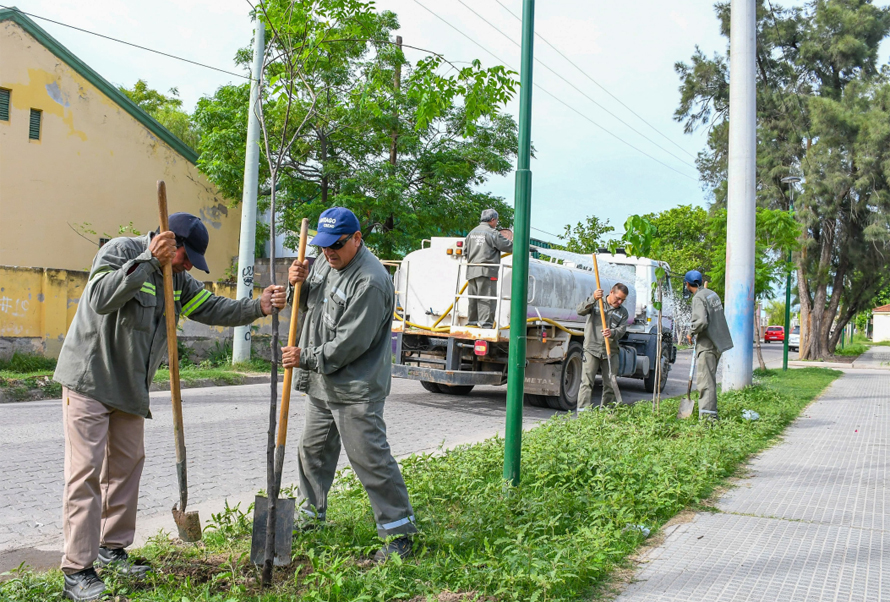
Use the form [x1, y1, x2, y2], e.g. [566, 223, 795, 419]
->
[674, 0, 890, 358]
[120, 80, 201, 149]
[193, 2, 518, 259]
[557, 216, 615, 253]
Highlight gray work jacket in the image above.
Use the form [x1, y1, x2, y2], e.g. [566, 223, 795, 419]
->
[290, 245, 394, 404]
[464, 223, 513, 279]
[576, 294, 629, 358]
[53, 234, 265, 418]
[691, 288, 734, 355]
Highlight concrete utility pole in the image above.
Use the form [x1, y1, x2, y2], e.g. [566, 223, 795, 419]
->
[722, 0, 757, 390]
[233, 23, 265, 364]
[504, 0, 535, 486]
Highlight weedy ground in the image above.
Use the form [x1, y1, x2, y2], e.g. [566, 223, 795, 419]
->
[1, 368, 840, 601]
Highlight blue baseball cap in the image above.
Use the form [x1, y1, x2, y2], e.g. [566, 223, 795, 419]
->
[168, 213, 210, 273]
[684, 270, 704, 287]
[310, 207, 361, 247]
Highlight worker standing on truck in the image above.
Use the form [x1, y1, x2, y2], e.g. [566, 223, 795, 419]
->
[464, 209, 513, 328]
[684, 270, 733, 421]
[576, 283, 630, 409]
[281, 207, 417, 563]
[53, 213, 286, 602]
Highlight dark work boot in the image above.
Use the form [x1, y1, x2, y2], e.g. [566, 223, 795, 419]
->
[373, 536, 413, 562]
[95, 546, 151, 577]
[63, 568, 108, 601]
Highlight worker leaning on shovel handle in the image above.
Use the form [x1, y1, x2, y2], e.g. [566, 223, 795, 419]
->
[592, 288, 614, 339]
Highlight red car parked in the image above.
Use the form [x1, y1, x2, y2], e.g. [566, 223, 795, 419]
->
[764, 325, 785, 343]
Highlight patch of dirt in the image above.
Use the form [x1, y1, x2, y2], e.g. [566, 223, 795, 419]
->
[408, 591, 495, 602]
[149, 548, 310, 593]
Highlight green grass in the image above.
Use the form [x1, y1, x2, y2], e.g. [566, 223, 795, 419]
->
[1, 368, 840, 601]
[1, 352, 272, 399]
[835, 343, 869, 357]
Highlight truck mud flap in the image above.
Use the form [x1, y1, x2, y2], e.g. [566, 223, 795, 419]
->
[392, 364, 505, 386]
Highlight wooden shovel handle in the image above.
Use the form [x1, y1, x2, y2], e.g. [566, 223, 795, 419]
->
[591, 254, 611, 357]
[158, 181, 185, 463]
[276, 218, 310, 447]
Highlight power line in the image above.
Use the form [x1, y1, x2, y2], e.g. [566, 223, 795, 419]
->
[530, 226, 563, 239]
[493, 0, 697, 160]
[411, 0, 698, 182]
[457, 0, 697, 171]
[0, 5, 251, 80]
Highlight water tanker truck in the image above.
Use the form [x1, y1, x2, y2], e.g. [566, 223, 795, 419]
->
[390, 238, 675, 410]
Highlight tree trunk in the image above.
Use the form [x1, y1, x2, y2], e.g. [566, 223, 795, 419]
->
[755, 302, 766, 371]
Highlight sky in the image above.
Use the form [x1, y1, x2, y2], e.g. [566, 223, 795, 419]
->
[11, 0, 736, 243]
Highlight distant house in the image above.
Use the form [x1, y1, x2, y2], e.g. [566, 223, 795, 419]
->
[874, 304, 890, 343]
[0, 8, 241, 276]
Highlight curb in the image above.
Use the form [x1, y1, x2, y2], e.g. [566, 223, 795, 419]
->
[0, 374, 285, 404]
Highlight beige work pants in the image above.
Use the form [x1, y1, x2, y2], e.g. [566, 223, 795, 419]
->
[61, 387, 145, 574]
[577, 351, 620, 409]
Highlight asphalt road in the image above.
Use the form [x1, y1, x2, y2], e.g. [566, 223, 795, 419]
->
[0, 344, 786, 573]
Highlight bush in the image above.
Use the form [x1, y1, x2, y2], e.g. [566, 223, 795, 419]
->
[0, 352, 56, 374]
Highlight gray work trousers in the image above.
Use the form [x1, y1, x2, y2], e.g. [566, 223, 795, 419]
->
[297, 396, 417, 539]
[578, 351, 619, 409]
[696, 349, 720, 419]
[468, 277, 497, 328]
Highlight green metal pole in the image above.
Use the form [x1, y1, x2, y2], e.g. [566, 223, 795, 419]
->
[783, 196, 793, 371]
[504, 0, 535, 486]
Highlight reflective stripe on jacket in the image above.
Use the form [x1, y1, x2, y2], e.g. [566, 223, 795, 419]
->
[53, 233, 265, 417]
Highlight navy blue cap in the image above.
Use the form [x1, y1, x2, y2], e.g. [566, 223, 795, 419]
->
[168, 213, 210, 273]
[684, 270, 703, 287]
[310, 207, 361, 247]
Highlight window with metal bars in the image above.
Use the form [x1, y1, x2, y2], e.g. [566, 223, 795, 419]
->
[29, 109, 41, 140]
[0, 89, 9, 121]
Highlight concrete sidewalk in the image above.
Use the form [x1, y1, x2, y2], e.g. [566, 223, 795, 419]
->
[616, 369, 888, 602]
[853, 345, 890, 370]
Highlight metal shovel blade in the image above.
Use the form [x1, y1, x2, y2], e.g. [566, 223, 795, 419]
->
[677, 396, 695, 420]
[250, 495, 295, 566]
[172, 505, 202, 542]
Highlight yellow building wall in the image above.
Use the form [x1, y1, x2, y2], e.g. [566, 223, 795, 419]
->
[0, 20, 241, 277]
[0, 266, 273, 359]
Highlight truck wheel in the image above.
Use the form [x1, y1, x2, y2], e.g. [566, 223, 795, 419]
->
[525, 394, 549, 407]
[420, 381, 442, 393]
[546, 342, 583, 411]
[438, 384, 475, 395]
[644, 344, 671, 394]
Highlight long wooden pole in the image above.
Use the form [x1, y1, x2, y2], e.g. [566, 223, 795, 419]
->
[157, 181, 189, 517]
[592, 254, 623, 404]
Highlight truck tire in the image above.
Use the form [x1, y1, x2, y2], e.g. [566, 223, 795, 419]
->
[644, 342, 671, 394]
[438, 384, 475, 395]
[546, 342, 583, 411]
[525, 394, 549, 407]
[420, 381, 442, 393]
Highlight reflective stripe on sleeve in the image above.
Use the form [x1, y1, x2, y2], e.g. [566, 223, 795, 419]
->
[181, 289, 212, 317]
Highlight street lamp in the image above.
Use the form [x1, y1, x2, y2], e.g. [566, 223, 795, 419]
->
[780, 176, 801, 370]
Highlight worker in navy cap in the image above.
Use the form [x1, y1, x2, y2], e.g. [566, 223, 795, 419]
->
[54, 212, 286, 601]
[683, 270, 733, 421]
[282, 207, 417, 562]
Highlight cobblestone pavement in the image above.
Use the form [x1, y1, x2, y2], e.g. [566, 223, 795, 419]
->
[0, 346, 783, 572]
[617, 369, 888, 602]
